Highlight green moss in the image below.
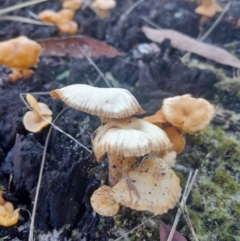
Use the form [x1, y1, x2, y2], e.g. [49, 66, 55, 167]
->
[214, 168, 240, 193]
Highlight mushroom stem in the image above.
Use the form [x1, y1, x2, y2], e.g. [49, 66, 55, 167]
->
[108, 153, 136, 186]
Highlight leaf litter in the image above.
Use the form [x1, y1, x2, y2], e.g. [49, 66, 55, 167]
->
[38, 35, 124, 58]
[142, 26, 240, 69]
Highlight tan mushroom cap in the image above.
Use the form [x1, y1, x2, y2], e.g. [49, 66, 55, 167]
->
[0, 36, 42, 69]
[91, 185, 120, 216]
[38, 10, 60, 23]
[57, 21, 78, 34]
[0, 208, 20, 227]
[26, 94, 52, 116]
[195, 0, 222, 18]
[50, 84, 144, 119]
[161, 94, 215, 134]
[63, 0, 82, 10]
[143, 109, 167, 128]
[111, 158, 181, 215]
[23, 111, 52, 133]
[92, 117, 172, 162]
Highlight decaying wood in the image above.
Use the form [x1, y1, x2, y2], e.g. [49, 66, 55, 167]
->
[142, 26, 240, 69]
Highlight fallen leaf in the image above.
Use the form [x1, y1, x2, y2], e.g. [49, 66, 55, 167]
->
[142, 26, 240, 69]
[160, 221, 187, 241]
[37, 36, 124, 58]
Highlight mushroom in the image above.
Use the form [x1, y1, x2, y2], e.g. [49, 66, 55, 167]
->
[0, 191, 20, 227]
[195, 0, 222, 17]
[163, 126, 185, 154]
[62, 0, 82, 10]
[92, 117, 172, 185]
[38, 9, 78, 34]
[143, 109, 167, 128]
[111, 157, 181, 215]
[161, 94, 215, 134]
[23, 94, 52, 133]
[90, 185, 120, 216]
[0, 36, 42, 82]
[91, 0, 116, 19]
[50, 84, 144, 121]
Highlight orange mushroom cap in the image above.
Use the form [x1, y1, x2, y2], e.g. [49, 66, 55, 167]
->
[163, 126, 185, 154]
[195, 0, 222, 18]
[38, 10, 60, 23]
[57, 21, 78, 34]
[161, 94, 215, 134]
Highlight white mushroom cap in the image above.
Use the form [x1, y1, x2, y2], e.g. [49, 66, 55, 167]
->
[91, 185, 120, 216]
[111, 158, 181, 215]
[92, 117, 172, 161]
[50, 84, 144, 119]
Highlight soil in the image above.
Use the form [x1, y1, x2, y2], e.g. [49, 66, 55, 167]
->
[0, 0, 240, 241]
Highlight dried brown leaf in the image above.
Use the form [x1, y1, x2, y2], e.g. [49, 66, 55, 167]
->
[142, 26, 240, 69]
[37, 35, 123, 58]
[160, 221, 187, 241]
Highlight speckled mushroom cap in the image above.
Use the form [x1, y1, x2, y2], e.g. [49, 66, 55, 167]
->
[161, 94, 215, 134]
[111, 158, 181, 215]
[92, 117, 172, 162]
[91, 185, 120, 216]
[50, 84, 144, 119]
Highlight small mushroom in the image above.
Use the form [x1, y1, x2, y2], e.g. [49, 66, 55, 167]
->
[90, 185, 120, 216]
[91, 0, 116, 19]
[0, 36, 42, 82]
[195, 0, 222, 18]
[163, 126, 185, 154]
[57, 21, 78, 34]
[0, 192, 20, 227]
[23, 94, 52, 133]
[62, 0, 82, 10]
[143, 109, 167, 128]
[161, 94, 215, 134]
[50, 84, 144, 121]
[92, 117, 171, 185]
[111, 157, 181, 215]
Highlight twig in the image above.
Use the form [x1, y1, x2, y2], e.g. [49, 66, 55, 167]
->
[141, 16, 161, 29]
[27, 10, 40, 20]
[167, 169, 199, 241]
[79, 47, 112, 88]
[28, 107, 68, 241]
[182, 2, 231, 62]
[200, 2, 231, 42]
[0, 0, 48, 16]
[20, 92, 92, 153]
[0, 15, 54, 25]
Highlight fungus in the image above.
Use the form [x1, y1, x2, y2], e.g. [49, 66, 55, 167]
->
[163, 126, 185, 154]
[62, 0, 82, 10]
[195, 0, 222, 18]
[143, 109, 167, 128]
[161, 94, 215, 134]
[23, 94, 52, 133]
[90, 185, 120, 216]
[111, 157, 181, 215]
[91, 0, 116, 19]
[92, 117, 171, 185]
[0, 36, 42, 82]
[50, 84, 144, 121]
[0, 192, 20, 227]
[38, 9, 78, 34]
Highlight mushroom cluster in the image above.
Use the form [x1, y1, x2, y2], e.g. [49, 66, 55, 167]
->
[0, 191, 20, 227]
[38, 0, 82, 34]
[50, 84, 183, 216]
[144, 94, 215, 155]
[0, 36, 42, 82]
